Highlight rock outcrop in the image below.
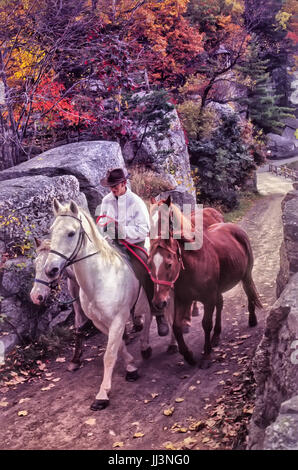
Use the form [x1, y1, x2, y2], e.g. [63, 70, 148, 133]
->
[123, 107, 195, 196]
[276, 183, 298, 297]
[0, 141, 126, 215]
[0, 175, 88, 358]
[248, 187, 298, 450]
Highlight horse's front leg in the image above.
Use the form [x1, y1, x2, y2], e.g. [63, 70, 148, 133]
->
[173, 299, 196, 365]
[67, 277, 88, 372]
[90, 316, 126, 411]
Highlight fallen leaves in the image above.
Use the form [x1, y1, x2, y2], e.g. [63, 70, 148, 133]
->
[17, 410, 28, 417]
[55, 357, 66, 363]
[85, 418, 96, 426]
[163, 407, 175, 416]
[0, 401, 9, 407]
[175, 397, 184, 403]
[41, 383, 55, 391]
[113, 441, 124, 448]
[133, 432, 144, 438]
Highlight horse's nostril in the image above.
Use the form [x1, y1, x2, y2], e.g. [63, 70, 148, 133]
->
[37, 294, 43, 302]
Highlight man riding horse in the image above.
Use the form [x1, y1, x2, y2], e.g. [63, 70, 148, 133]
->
[97, 167, 169, 337]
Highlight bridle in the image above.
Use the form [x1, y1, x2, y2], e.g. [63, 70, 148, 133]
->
[48, 214, 100, 274]
[148, 239, 185, 289]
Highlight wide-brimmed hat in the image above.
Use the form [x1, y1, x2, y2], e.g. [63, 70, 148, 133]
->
[100, 168, 129, 187]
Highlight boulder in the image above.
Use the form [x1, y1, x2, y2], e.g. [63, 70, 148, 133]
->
[247, 272, 298, 449]
[0, 174, 88, 248]
[123, 108, 195, 197]
[267, 133, 297, 159]
[264, 396, 298, 450]
[282, 117, 298, 146]
[0, 141, 126, 214]
[276, 189, 298, 297]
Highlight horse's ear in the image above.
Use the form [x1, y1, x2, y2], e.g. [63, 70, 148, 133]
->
[150, 197, 157, 204]
[53, 198, 63, 215]
[34, 237, 42, 248]
[70, 200, 79, 216]
[165, 195, 172, 207]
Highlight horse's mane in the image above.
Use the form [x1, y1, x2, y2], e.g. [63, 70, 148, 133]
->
[170, 203, 195, 242]
[80, 208, 121, 264]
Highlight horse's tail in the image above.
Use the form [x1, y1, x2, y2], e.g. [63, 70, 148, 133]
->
[230, 225, 263, 310]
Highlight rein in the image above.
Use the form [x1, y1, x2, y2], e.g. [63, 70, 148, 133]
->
[96, 215, 184, 289]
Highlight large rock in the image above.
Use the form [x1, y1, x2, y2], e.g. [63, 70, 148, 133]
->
[247, 272, 298, 449]
[267, 133, 297, 159]
[276, 189, 298, 297]
[0, 141, 126, 215]
[0, 174, 88, 358]
[123, 108, 195, 197]
[282, 118, 298, 145]
[0, 174, 88, 247]
[263, 396, 298, 450]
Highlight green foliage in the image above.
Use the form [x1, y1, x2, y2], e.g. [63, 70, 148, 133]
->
[178, 101, 218, 140]
[189, 114, 257, 209]
[237, 40, 294, 134]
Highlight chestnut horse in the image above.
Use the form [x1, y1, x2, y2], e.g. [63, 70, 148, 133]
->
[148, 197, 262, 368]
[149, 198, 224, 327]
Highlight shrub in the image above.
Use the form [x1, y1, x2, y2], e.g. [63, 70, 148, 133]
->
[189, 114, 257, 210]
[129, 166, 174, 201]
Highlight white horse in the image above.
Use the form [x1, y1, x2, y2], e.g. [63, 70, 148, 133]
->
[44, 199, 153, 411]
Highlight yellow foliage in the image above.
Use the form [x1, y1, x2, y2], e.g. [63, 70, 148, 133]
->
[275, 10, 292, 30]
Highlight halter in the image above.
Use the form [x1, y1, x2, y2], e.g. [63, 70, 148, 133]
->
[149, 240, 185, 289]
[49, 214, 100, 272]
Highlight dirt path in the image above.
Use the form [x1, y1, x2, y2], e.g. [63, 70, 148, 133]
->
[0, 173, 293, 450]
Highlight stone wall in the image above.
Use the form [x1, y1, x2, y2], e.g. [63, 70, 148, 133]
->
[248, 186, 298, 450]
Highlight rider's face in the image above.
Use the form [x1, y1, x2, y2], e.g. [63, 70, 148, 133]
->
[110, 181, 127, 197]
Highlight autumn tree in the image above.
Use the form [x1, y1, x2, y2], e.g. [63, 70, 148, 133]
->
[0, 0, 96, 168]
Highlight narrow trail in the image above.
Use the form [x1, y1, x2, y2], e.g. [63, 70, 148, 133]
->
[0, 173, 293, 450]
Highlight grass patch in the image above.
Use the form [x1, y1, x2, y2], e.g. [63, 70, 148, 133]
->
[223, 191, 263, 223]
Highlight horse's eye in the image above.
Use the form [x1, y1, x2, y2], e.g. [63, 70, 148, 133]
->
[68, 231, 75, 237]
[166, 262, 172, 269]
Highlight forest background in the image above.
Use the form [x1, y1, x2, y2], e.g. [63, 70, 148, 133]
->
[0, 0, 297, 209]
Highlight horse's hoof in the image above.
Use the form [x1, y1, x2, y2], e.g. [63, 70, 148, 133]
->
[198, 357, 211, 369]
[141, 347, 152, 360]
[90, 399, 109, 411]
[67, 362, 81, 372]
[126, 370, 140, 382]
[167, 344, 178, 354]
[183, 352, 196, 366]
[249, 316, 258, 327]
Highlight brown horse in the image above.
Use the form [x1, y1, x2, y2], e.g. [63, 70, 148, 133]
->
[149, 198, 224, 326]
[148, 197, 262, 368]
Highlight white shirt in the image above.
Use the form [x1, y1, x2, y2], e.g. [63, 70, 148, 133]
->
[98, 187, 150, 244]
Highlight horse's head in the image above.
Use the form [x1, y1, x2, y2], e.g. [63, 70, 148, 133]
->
[30, 238, 55, 305]
[148, 236, 184, 311]
[44, 199, 86, 280]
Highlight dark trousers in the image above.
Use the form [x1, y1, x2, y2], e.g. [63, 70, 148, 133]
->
[117, 241, 161, 317]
